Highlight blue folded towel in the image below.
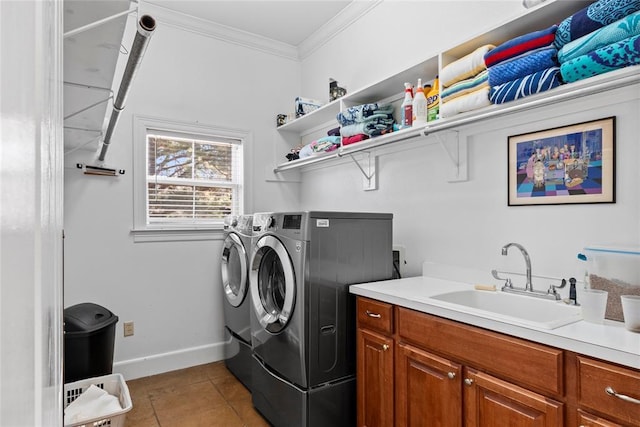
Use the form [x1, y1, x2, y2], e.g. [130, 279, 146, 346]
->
[558, 11, 640, 63]
[336, 103, 394, 126]
[555, 0, 640, 49]
[560, 34, 640, 83]
[488, 47, 558, 87]
[489, 67, 562, 104]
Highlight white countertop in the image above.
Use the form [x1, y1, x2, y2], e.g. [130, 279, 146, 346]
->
[350, 275, 640, 369]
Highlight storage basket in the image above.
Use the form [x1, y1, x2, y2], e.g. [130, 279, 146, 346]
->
[64, 373, 132, 427]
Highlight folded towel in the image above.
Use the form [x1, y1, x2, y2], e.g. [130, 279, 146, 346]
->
[484, 25, 558, 68]
[342, 134, 369, 146]
[440, 86, 491, 118]
[441, 44, 495, 88]
[336, 103, 394, 126]
[310, 136, 341, 153]
[441, 70, 489, 103]
[488, 47, 558, 87]
[64, 384, 122, 425]
[555, 0, 640, 49]
[341, 118, 395, 137]
[558, 11, 640, 63]
[560, 34, 640, 83]
[489, 67, 562, 104]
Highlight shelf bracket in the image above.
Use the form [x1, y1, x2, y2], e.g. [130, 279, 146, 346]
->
[348, 152, 377, 191]
[430, 131, 468, 182]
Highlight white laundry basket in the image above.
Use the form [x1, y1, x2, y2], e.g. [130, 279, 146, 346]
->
[64, 373, 132, 427]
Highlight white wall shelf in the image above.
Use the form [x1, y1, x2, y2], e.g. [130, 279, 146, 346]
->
[273, 0, 616, 180]
[275, 66, 640, 175]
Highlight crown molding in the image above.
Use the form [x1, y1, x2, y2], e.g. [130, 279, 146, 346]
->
[139, 2, 300, 61]
[298, 1, 382, 60]
[138, 1, 381, 62]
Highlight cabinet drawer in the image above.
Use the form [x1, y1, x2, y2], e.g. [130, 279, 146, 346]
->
[357, 297, 393, 335]
[397, 307, 563, 396]
[577, 409, 624, 427]
[577, 356, 640, 426]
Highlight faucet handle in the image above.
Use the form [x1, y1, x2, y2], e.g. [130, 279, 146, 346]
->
[502, 277, 513, 290]
[547, 278, 566, 300]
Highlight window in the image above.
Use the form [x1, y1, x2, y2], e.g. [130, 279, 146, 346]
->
[133, 116, 249, 242]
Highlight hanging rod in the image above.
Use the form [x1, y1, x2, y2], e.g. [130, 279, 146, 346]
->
[64, 7, 137, 39]
[98, 14, 156, 162]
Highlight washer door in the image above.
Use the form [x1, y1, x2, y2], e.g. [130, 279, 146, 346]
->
[221, 233, 248, 307]
[250, 235, 296, 334]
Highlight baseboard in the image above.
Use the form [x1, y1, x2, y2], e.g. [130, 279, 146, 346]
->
[113, 341, 226, 380]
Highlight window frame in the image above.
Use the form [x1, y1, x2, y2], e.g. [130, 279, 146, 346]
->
[132, 115, 250, 242]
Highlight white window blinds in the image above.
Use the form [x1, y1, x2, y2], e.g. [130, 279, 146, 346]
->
[146, 131, 243, 224]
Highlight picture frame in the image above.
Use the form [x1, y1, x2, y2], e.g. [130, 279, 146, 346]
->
[508, 117, 615, 206]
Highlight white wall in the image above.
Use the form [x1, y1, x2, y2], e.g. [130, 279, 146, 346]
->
[63, 14, 301, 379]
[298, 1, 640, 279]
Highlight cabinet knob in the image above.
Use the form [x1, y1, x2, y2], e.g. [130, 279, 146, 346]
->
[447, 372, 456, 380]
[382, 344, 390, 351]
[605, 386, 640, 405]
[464, 378, 474, 386]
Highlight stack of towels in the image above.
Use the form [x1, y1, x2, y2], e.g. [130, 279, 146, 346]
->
[287, 135, 341, 161]
[485, 25, 563, 104]
[555, 0, 640, 83]
[440, 45, 494, 117]
[337, 102, 395, 145]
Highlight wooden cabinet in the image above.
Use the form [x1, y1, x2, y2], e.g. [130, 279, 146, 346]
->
[464, 367, 563, 427]
[576, 356, 640, 426]
[356, 296, 640, 427]
[356, 298, 394, 427]
[396, 343, 462, 427]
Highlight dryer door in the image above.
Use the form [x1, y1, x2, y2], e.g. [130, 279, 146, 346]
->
[221, 232, 248, 307]
[250, 235, 296, 334]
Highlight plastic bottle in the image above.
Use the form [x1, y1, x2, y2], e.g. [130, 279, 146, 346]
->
[427, 76, 440, 122]
[412, 78, 428, 126]
[400, 82, 413, 128]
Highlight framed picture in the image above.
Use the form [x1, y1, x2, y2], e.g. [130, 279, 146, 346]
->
[508, 117, 615, 206]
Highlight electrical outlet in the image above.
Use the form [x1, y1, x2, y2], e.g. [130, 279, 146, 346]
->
[123, 321, 134, 337]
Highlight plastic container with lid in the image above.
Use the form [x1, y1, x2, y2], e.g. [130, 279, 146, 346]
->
[64, 303, 119, 383]
[583, 246, 640, 322]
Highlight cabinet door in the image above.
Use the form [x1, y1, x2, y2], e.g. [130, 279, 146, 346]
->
[357, 328, 394, 427]
[396, 343, 462, 427]
[464, 368, 563, 427]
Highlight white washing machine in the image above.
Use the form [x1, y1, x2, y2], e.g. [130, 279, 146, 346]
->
[221, 214, 253, 390]
[249, 211, 393, 427]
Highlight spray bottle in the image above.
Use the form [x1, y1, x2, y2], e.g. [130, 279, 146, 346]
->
[400, 82, 413, 128]
[412, 78, 428, 126]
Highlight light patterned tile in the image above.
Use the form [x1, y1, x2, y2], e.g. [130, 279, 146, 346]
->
[152, 380, 227, 424]
[215, 376, 251, 404]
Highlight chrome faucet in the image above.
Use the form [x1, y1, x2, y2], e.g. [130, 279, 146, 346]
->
[501, 243, 533, 292]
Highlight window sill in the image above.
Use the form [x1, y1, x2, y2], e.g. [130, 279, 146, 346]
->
[131, 226, 225, 243]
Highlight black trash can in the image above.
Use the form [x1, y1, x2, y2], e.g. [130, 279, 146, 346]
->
[64, 303, 118, 383]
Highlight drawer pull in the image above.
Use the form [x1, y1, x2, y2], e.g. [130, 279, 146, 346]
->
[366, 310, 382, 318]
[382, 344, 390, 351]
[447, 372, 456, 380]
[605, 386, 640, 405]
[464, 378, 474, 386]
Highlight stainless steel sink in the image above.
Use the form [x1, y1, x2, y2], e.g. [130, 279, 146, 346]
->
[429, 289, 582, 329]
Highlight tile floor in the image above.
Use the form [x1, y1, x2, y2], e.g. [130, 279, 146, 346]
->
[125, 361, 270, 427]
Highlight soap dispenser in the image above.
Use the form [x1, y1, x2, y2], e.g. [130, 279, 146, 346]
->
[569, 277, 579, 305]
